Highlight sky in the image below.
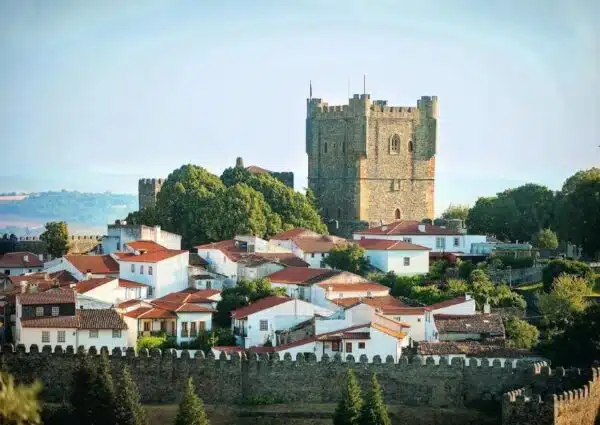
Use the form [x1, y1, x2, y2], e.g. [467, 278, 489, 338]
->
[1, 0, 599, 216]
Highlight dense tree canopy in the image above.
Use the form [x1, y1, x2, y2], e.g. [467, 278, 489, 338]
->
[538, 274, 590, 328]
[541, 259, 593, 293]
[531, 228, 559, 249]
[440, 204, 470, 221]
[504, 317, 539, 349]
[40, 221, 69, 258]
[322, 244, 369, 275]
[126, 164, 326, 248]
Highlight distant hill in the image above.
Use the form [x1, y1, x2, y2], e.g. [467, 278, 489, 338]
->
[0, 190, 137, 227]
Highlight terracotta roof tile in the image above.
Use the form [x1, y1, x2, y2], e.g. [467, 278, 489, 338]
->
[417, 341, 533, 358]
[267, 267, 340, 285]
[231, 296, 291, 319]
[357, 238, 429, 251]
[270, 228, 319, 240]
[78, 309, 128, 329]
[18, 290, 76, 305]
[153, 289, 220, 304]
[195, 240, 245, 261]
[293, 236, 348, 253]
[75, 277, 115, 294]
[371, 323, 407, 339]
[116, 249, 187, 263]
[125, 307, 176, 319]
[429, 296, 471, 310]
[319, 282, 390, 293]
[49, 270, 77, 285]
[244, 253, 309, 267]
[330, 295, 406, 311]
[21, 315, 79, 328]
[118, 279, 148, 288]
[434, 313, 505, 336]
[355, 220, 461, 236]
[0, 252, 43, 268]
[126, 240, 167, 252]
[379, 306, 430, 315]
[65, 255, 119, 274]
[117, 299, 143, 309]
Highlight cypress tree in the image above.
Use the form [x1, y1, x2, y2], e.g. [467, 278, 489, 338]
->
[70, 356, 98, 425]
[333, 369, 362, 425]
[174, 378, 210, 425]
[90, 353, 118, 425]
[115, 365, 148, 425]
[360, 373, 391, 425]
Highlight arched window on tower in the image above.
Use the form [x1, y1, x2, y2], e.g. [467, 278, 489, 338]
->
[390, 134, 400, 154]
[324, 208, 329, 217]
[395, 208, 402, 220]
[337, 208, 342, 219]
[408, 140, 414, 152]
[324, 142, 328, 153]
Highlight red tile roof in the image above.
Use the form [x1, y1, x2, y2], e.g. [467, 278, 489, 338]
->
[319, 282, 390, 293]
[65, 255, 119, 274]
[355, 220, 461, 236]
[74, 277, 115, 294]
[22, 308, 127, 329]
[357, 238, 429, 251]
[118, 279, 148, 288]
[212, 346, 243, 353]
[379, 306, 430, 315]
[49, 270, 77, 285]
[18, 290, 76, 305]
[195, 240, 309, 266]
[195, 240, 245, 261]
[244, 253, 309, 267]
[434, 313, 505, 336]
[267, 267, 339, 285]
[154, 289, 220, 304]
[429, 296, 471, 310]
[125, 307, 176, 319]
[293, 236, 348, 253]
[116, 249, 187, 263]
[0, 252, 43, 268]
[270, 228, 318, 240]
[371, 323, 407, 339]
[231, 296, 291, 319]
[330, 295, 407, 311]
[126, 240, 167, 252]
[117, 299, 143, 309]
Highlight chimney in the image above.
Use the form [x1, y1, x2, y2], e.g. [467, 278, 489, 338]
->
[154, 225, 161, 241]
[465, 293, 472, 301]
[483, 303, 491, 314]
[417, 224, 426, 232]
[38, 253, 44, 262]
[20, 281, 27, 293]
[23, 254, 29, 262]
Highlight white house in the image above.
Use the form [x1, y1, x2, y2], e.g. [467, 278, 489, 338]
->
[74, 277, 149, 305]
[15, 290, 128, 350]
[269, 228, 348, 268]
[0, 252, 44, 276]
[121, 288, 219, 346]
[196, 236, 308, 281]
[44, 254, 120, 281]
[357, 239, 430, 275]
[429, 295, 476, 316]
[114, 240, 189, 298]
[354, 220, 486, 254]
[102, 221, 182, 254]
[230, 296, 334, 348]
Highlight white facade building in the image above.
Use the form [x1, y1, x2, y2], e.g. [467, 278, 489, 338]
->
[102, 222, 182, 254]
[43, 254, 120, 281]
[0, 252, 45, 276]
[74, 277, 148, 306]
[269, 228, 348, 268]
[354, 221, 486, 254]
[429, 295, 477, 316]
[357, 239, 430, 275]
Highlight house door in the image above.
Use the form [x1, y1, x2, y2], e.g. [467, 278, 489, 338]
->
[170, 321, 175, 336]
[345, 342, 352, 353]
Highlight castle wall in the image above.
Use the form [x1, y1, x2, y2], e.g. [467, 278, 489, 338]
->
[138, 178, 164, 211]
[1, 344, 560, 408]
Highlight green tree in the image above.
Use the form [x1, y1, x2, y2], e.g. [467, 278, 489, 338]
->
[174, 378, 210, 425]
[504, 317, 539, 349]
[91, 354, 118, 425]
[360, 373, 391, 425]
[441, 204, 470, 221]
[39, 221, 69, 258]
[468, 269, 495, 309]
[70, 356, 98, 425]
[114, 366, 147, 425]
[538, 274, 590, 328]
[214, 278, 286, 327]
[457, 260, 476, 279]
[333, 369, 362, 425]
[446, 278, 469, 297]
[531, 228, 559, 249]
[0, 371, 41, 425]
[554, 168, 600, 258]
[322, 244, 369, 276]
[410, 285, 449, 304]
[542, 259, 592, 293]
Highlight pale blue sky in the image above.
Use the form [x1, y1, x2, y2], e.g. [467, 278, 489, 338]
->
[1, 0, 599, 215]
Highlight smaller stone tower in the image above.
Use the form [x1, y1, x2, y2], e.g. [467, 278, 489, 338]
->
[138, 178, 164, 211]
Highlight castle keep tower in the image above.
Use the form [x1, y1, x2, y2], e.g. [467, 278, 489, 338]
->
[306, 92, 437, 234]
[138, 178, 164, 211]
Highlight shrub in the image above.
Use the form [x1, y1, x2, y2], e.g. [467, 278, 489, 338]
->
[458, 261, 476, 279]
[542, 259, 593, 292]
[390, 275, 424, 297]
[136, 335, 167, 351]
[504, 317, 539, 349]
[493, 255, 534, 269]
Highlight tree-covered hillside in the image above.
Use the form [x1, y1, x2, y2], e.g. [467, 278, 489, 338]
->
[0, 191, 137, 225]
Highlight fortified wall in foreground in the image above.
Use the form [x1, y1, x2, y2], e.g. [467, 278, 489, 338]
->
[1, 344, 599, 425]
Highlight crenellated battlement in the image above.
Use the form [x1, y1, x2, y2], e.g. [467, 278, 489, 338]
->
[138, 178, 165, 186]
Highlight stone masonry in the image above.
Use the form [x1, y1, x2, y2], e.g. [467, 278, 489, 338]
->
[138, 178, 164, 211]
[306, 93, 437, 236]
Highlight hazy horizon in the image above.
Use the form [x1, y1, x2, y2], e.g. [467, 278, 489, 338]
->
[2, 1, 599, 215]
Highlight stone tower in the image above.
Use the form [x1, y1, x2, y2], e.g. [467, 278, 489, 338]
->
[138, 178, 164, 211]
[306, 92, 437, 235]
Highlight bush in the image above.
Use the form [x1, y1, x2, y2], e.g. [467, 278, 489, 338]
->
[390, 275, 424, 297]
[41, 403, 73, 425]
[136, 335, 167, 351]
[504, 316, 539, 349]
[428, 260, 449, 280]
[542, 259, 593, 292]
[492, 255, 534, 269]
[458, 261, 476, 279]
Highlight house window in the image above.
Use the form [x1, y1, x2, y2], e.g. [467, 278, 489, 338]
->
[417, 318, 422, 323]
[28, 269, 32, 273]
[404, 257, 410, 266]
[160, 321, 167, 332]
[199, 321, 206, 333]
[345, 342, 353, 353]
[4, 269, 10, 275]
[332, 341, 340, 352]
[358, 342, 365, 349]
[435, 237, 445, 249]
[395, 208, 401, 220]
[51, 306, 59, 316]
[190, 322, 197, 337]
[140, 265, 144, 275]
[404, 237, 412, 243]
[390, 134, 400, 153]
[454, 237, 460, 247]
[324, 142, 328, 153]
[112, 329, 122, 338]
[131, 264, 135, 273]
[117, 243, 121, 251]
[89, 330, 98, 338]
[259, 320, 268, 331]
[206, 281, 212, 289]
[35, 307, 43, 317]
[408, 140, 413, 152]
[181, 322, 188, 337]
[147, 287, 153, 297]
[311, 253, 315, 258]
[57, 331, 65, 343]
[42, 331, 50, 343]
[367, 291, 372, 297]
[148, 266, 153, 275]
[144, 322, 151, 331]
